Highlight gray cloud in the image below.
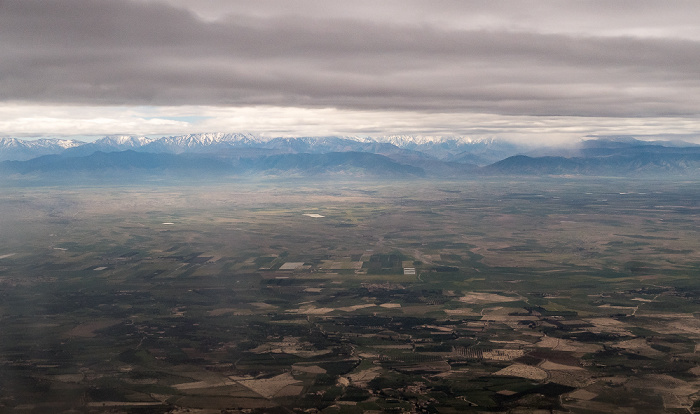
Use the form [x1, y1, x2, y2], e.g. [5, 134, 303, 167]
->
[2, 0, 700, 118]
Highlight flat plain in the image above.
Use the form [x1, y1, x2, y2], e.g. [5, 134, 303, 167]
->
[2, 177, 700, 413]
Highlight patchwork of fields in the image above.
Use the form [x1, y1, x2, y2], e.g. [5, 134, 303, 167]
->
[1, 177, 700, 413]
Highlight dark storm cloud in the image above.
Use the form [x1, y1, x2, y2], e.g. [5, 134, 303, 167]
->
[2, 0, 700, 117]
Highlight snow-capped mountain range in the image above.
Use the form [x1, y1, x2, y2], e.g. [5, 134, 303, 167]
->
[4, 134, 700, 177]
[0, 133, 523, 164]
[0, 137, 83, 161]
[0, 137, 82, 150]
[94, 135, 156, 148]
[3, 133, 695, 166]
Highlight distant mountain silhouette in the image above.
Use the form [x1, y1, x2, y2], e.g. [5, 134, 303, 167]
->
[1, 151, 231, 174]
[1, 150, 425, 178]
[483, 152, 700, 175]
[0, 134, 524, 164]
[3, 135, 700, 178]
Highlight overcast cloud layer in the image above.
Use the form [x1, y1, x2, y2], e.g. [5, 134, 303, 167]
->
[2, 0, 700, 143]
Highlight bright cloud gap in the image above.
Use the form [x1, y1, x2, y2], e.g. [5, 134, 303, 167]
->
[2, 104, 700, 145]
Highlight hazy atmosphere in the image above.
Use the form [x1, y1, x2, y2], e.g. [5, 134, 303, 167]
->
[3, 0, 700, 143]
[7, 3, 700, 413]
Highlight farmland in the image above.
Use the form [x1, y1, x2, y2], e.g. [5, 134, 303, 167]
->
[1, 177, 700, 413]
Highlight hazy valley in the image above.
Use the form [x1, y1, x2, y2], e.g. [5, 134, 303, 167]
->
[2, 175, 700, 413]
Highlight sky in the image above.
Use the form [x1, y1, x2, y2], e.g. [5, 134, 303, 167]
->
[2, 0, 700, 144]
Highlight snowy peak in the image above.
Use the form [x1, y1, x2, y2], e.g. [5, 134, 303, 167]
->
[0, 137, 83, 150]
[34, 138, 83, 149]
[0, 137, 84, 161]
[144, 132, 263, 152]
[377, 135, 499, 147]
[95, 135, 155, 148]
[0, 138, 25, 149]
[378, 135, 444, 147]
[99, 132, 264, 151]
[369, 135, 522, 164]
[164, 132, 261, 145]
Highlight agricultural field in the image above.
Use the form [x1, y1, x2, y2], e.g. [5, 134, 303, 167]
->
[2, 177, 700, 413]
